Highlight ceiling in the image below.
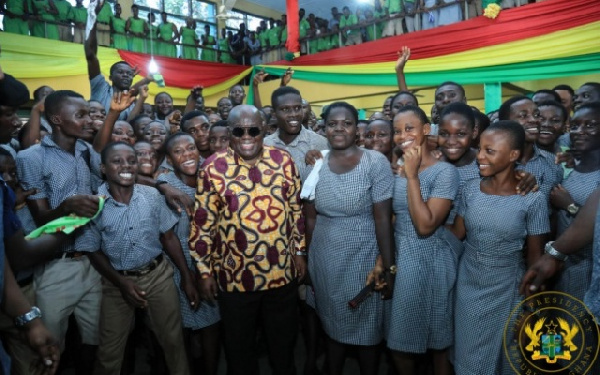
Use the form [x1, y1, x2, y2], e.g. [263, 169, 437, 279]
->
[244, 0, 366, 20]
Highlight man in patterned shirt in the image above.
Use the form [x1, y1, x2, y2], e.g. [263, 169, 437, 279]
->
[190, 104, 306, 375]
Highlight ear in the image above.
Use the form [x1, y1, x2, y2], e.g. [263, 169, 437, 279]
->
[100, 163, 106, 175]
[472, 125, 479, 140]
[509, 149, 520, 163]
[423, 123, 431, 136]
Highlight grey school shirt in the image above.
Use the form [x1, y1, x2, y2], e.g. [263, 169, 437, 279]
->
[90, 74, 135, 121]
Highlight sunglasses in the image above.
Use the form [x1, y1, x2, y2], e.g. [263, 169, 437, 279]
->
[231, 127, 262, 138]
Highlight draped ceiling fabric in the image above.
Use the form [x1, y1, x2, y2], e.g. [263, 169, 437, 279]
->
[1, 0, 597, 105]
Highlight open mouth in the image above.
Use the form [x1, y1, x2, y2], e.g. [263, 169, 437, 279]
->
[119, 172, 134, 180]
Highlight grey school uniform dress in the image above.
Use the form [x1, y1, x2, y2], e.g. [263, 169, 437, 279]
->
[157, 172, 220, 330]
[386, 161, 459, 353]
[453, 179, 549, 375]
[308, 150, 393, 346]
[554, 169, 600, 301]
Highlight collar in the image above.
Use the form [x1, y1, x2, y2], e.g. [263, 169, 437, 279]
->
[98, 183, 140, 207]
[270, 126, 311, 147]
[228, 146, 273, 167]
[42, 136, 90, 155]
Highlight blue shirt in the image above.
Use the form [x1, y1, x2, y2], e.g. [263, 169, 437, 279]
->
[90, 74, 134, 121]
[0, 181, 11, 375]
[79, 184, 177, 271]
[584, 195, 600, 320]
[516, 145, 563, 200]
[16, 137, 101, 252]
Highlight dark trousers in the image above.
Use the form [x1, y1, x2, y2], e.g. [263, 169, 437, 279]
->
[219, 280, 298, 375]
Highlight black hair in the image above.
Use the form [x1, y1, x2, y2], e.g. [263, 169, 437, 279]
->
[484, 120, 525, 154]
[440, 102, 475, 130]
[109, 61, 132, 76]
[100, 141, 135, 164]
[532, 89, 561, 104]
[436, 81, 466, 98]
[154, 92, 173, 102]
[537, 100, 568, 123]
[581, 82, 600, 94]
[180, 110, 209, 130]
[271, 86, 301, 108]
[0, 147, 14, 160]
[44, 90, 84, 126]
[391, 91, 419, 107]
[574, 101, 600, 117]
[210, 120, 229, 130]
[396, 105, 429, 125]
[322, 102, 359, 124]
[33, 86, 52, 102]
[498, 95, 532, 121]
[229, 84, 244, 93]
[473, 110, 491, 134]
[217, 97, 232, 106]
[367, 118, 392, 133]
[553, 84, 574, 97]
[163, 132, 195, 154]
[130, 114, 151, 127]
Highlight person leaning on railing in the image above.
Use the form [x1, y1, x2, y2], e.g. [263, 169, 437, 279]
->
[68, 0, 86, 44]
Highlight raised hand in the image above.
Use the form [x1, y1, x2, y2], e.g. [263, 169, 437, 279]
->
[403, 145, 422, 179]
[281, 67, 294, 86]
[395, 46, 411, 72]
[110, 90, 138, 112]
[253, 70, 268, 86]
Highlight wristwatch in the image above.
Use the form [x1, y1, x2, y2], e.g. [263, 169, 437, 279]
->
[544, 241, 569, 262]
[567, 203, 580, 216]
[14, 306, 42, 327]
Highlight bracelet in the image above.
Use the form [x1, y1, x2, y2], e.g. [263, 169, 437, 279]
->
[295, 251, 306, 256]
[544, 241, 569, 262]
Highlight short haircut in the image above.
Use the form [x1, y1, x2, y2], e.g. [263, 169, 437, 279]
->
[180, 110, 209, 130]
[229, 84, 244, 93]
[396, 105, 429, 125]
[440, 102, 475, 130]
[580, 82, 600, 97]
[485, 120, 525, 154]
[367, 119, 392, 133]
[44, 90, 84, 126]
[271, 86, 301, 108]
[322, 101, 358, 123]
[391, 91, 419, 107]
[109, 61, 132, 76]
[130, 114, 151, 127]
[0, 147, 14, 160]
[532, 89, 561, 103]
[473, 110, 491, 134]
[154, 92, 173, 102]
[436, 81, 466, 98]
[537, 100, 568, 122]
[217, 97, 232, 106]
[164, 132, 194, 153]
[210, 120, 229, 131]
[553, 84, 574, 97]
[101, 141, 135, 164]
[498, 95, 532, 121]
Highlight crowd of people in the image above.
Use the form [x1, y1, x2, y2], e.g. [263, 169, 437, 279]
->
[1, 2, 600, 375]
[1, 0, 534, 64]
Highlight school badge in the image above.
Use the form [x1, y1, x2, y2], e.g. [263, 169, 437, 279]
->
[504, 292, 599, 374]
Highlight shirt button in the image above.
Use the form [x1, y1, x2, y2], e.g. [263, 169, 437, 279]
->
[129, 227, 133, 230]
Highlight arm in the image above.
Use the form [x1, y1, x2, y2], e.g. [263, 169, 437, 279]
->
[525, 234, 545, 268]
[125, 84, 148, 122]
[183, 86, 203, 115]
[135, 175, 195, 217]
[160, 230, 199, 308]
[84, 4, 101, 80]
[125, 18, 131, 32]
[22, 100, 45, 149]
[372, 199, 395, 298]
[188, 167, 220, 300]
[251, 70, 267, 110]
[287, 160, 307, 281]
[520, 188, 600, 296]
[448, 214, 466, 240]
[93, 90, 137, 152]
[27, 196, 100, 227]
[395, 46, 410, 92]
[171, 23, 179, 42]
[46, 0, 58, 15]
[5, 231, 68, 272]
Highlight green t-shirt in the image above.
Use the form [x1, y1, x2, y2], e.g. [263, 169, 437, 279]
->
[340, 14, 359, 36]
[299, 18, 309, 38]
[5, 0, 26, 16]
[281, 27, 287, 43]
[386, 0, 402, 14]
[268, 26, 280, 46]
[54, 0, 72, 21]
[69, 5, 87, 24]
[96, 1, 112, 24]
[258, 30, 269, 47]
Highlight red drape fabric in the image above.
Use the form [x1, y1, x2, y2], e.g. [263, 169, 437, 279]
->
[118, 50, 248, 88]
[280, 0, 597, 66]
[286, 0, 300, 53]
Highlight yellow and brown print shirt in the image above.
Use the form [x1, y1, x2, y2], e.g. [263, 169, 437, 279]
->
[189, 146, 306, 292]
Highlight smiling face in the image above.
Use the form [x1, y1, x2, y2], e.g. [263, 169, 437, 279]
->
[217, 98, 233, 120]
[134, 142, 158, 176]
[356, 122, 368, 147]
[508, 99, 540, 143]
[111, 121, 136, 145]
[154, 93, 173, 118]
[166, 135, 199, 177]
[393, 110, 430, 151]
[228, 106, 264, 165]
[209, 126, 230, 153]
[52, 97, 95, 141]
[364, 120, 392, 156]
[569, 107, 600, 154]
[0, 106, 22, 144]
[477, 130, 520, 177]
[228, 85, 246, 106]
[438, 112, 474, 162]
[102, 144, 137, 187]
[537, 105, 565, 148]
[274, 93, 304, 137]
[143, 122, 167, 151]
[325, 106, 357, 150]
[573, 85, 600, 111]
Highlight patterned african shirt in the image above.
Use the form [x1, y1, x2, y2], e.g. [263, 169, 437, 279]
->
[189, 146, 305, 293]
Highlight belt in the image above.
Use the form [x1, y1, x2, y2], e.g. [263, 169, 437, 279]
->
[17, 275, 33, 288]
[118, 254, 163, 277]
[53, 251, 85, 260]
